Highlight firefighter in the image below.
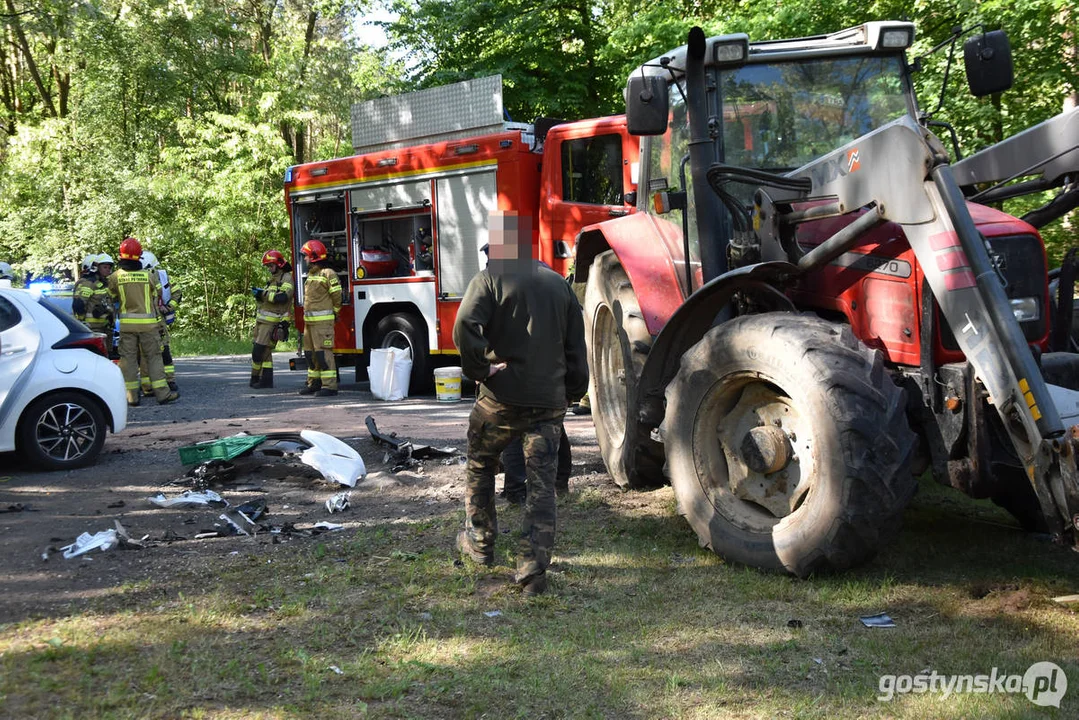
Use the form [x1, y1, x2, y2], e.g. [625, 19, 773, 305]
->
[72, 254, 111, 334]
[137, 250, 181, 395]
[298, 239, 342, 396]
[108, 237, 178, 406]
[94, 254, 118, 358]
[250, 249, 294, 388]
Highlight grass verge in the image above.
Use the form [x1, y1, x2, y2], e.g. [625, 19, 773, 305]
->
[1, 477, 1076, 718]
[170, 333, 298, 357]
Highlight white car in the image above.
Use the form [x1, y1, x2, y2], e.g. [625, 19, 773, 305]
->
[0, 288, 127, 470]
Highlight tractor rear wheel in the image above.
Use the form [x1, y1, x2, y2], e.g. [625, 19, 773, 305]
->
[663, 313, 917, 576]
[584, 250, 664, 489]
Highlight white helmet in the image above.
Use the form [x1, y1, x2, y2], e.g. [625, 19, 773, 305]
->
[0, 261, 12, 280]
[81, 254, 99, 272]
[97, 253, 114, 266]
[141, 250, 158, 270]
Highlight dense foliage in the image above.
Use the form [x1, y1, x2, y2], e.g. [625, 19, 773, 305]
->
[1, 0, 1075, 336]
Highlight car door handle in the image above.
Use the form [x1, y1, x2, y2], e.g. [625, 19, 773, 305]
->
[608, 208, 629, 217]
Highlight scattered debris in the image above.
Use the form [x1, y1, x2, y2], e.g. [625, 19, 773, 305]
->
[787, 619, 803, 629]
[313, 521, 344, 532]
[61, 521, 143, 559]
[329, 665, 344, 675]
[0, 503, 34, 513]
[298, 430, 366, 487]
[483, 610, 502, 618]
[167, 459, 238, 489]
[366, 416, 457, 459]
[106, 501, 126, 509]
[859, 613, 896, 628]
[1052, 594, 1079, 606]
[234, 499, 268, 522]
[326, 491, 351, 513]
[148, 490, 227, 509]
[178, 433, 267, 466]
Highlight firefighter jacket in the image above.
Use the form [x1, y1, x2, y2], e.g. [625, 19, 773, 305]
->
[72, 274, 111, 331]
[256, 269, 295, 325]
[302, 264, 341, 325]
[108, 263, 163, 332]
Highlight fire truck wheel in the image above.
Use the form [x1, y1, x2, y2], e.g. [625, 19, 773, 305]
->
[583, 250, 665, 489]
[373, 312, 431, 394]
[662, 313, 917, 577]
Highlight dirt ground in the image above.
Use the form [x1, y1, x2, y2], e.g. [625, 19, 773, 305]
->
[0, 356, 606, 624]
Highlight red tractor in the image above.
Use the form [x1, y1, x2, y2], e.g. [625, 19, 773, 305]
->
[575, 22, 1079, 575]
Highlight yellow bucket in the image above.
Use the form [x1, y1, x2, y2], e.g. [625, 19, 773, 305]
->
[434, 366, 462, 402]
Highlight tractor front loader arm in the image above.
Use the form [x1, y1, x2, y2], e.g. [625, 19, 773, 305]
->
[754, 115, 1079, 544]
[951, 107, 1079, 229]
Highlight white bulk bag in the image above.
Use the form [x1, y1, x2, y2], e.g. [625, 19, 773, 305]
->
[369, 347, 413, 401]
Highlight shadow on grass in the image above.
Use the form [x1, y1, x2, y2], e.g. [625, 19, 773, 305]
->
[1, 477, 1077, 718]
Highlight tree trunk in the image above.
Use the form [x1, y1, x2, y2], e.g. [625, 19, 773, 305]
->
[5, 0, 57, 117]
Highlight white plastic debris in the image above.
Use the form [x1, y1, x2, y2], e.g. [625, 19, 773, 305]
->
[313, 521, 344, 532]
[483, 610, 502, 618]
[329, 665, 344, 675]
[859, 613, 896, 628]
[62, 529, 118, 558]
[300, 430, 366, 487]
[148, 489, 227, 508]
[61, 521, 142, 559]
[326, 491, 351, 513]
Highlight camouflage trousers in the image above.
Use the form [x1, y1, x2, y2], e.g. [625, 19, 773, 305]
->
[463, 395, 565, 581]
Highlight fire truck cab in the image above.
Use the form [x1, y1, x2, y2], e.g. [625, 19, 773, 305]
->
[284, 76, 638, 391]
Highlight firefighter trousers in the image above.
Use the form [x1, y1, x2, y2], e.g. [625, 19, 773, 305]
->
[302, 321, 337, 390]
[251, 321, 279, 378]
[121, 330, 170, 403]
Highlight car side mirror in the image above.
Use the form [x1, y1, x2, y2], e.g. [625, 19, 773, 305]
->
[626, 75, 670, 136]
[964, 30, 1013, 97]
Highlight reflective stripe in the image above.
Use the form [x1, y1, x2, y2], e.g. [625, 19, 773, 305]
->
[257, 310, 289, 322]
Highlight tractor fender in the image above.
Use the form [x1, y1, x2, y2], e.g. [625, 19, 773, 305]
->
[635, 261, 798, 430]
[574, 212, 688, 336]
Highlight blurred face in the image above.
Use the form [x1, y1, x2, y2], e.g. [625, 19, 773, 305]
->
[97, 263, 113, 278]
[487, 211, 534, 276]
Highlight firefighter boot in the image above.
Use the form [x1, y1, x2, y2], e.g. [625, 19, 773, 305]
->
[299, 379, 321, 395]
[258, 368, 274, 389]
[167, 380, 180, 396]
[316, 387, 338, 397]
[249, 371, 261, 388]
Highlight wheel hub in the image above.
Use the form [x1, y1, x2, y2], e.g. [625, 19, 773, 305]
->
[740, 425, 792, 475]
[712, 381, 814, 520]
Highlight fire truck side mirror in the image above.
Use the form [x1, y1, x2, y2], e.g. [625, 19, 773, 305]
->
[626, 75, 670, 136]
[963, 30, 1013, 98]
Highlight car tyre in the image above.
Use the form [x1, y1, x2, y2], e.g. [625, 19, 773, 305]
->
[18, 391, 108, 470]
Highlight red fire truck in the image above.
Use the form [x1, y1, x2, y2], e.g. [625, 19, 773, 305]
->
[283, 76, 638, 390]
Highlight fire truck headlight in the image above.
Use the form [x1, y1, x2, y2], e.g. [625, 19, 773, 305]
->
[1010, 297, 1040, 323]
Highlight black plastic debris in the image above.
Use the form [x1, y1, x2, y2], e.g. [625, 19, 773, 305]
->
[365, 416, 457, 459]
[0, 503, 35, 513]
[234, 498, 268, 521]
[167, 459, 237, 489]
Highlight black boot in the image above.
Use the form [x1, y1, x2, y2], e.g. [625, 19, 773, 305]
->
[299, 379, 322, 395]
[258, 368, 274, 388]
[249, 371, 260, 388]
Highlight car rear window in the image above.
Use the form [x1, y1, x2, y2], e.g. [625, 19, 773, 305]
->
[37, 295, 91, 333]
[0, 296, 20, 332]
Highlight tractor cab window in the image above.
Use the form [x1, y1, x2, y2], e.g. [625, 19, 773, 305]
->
[560, 133, 624, 205]
[718, 55, 910, 173]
